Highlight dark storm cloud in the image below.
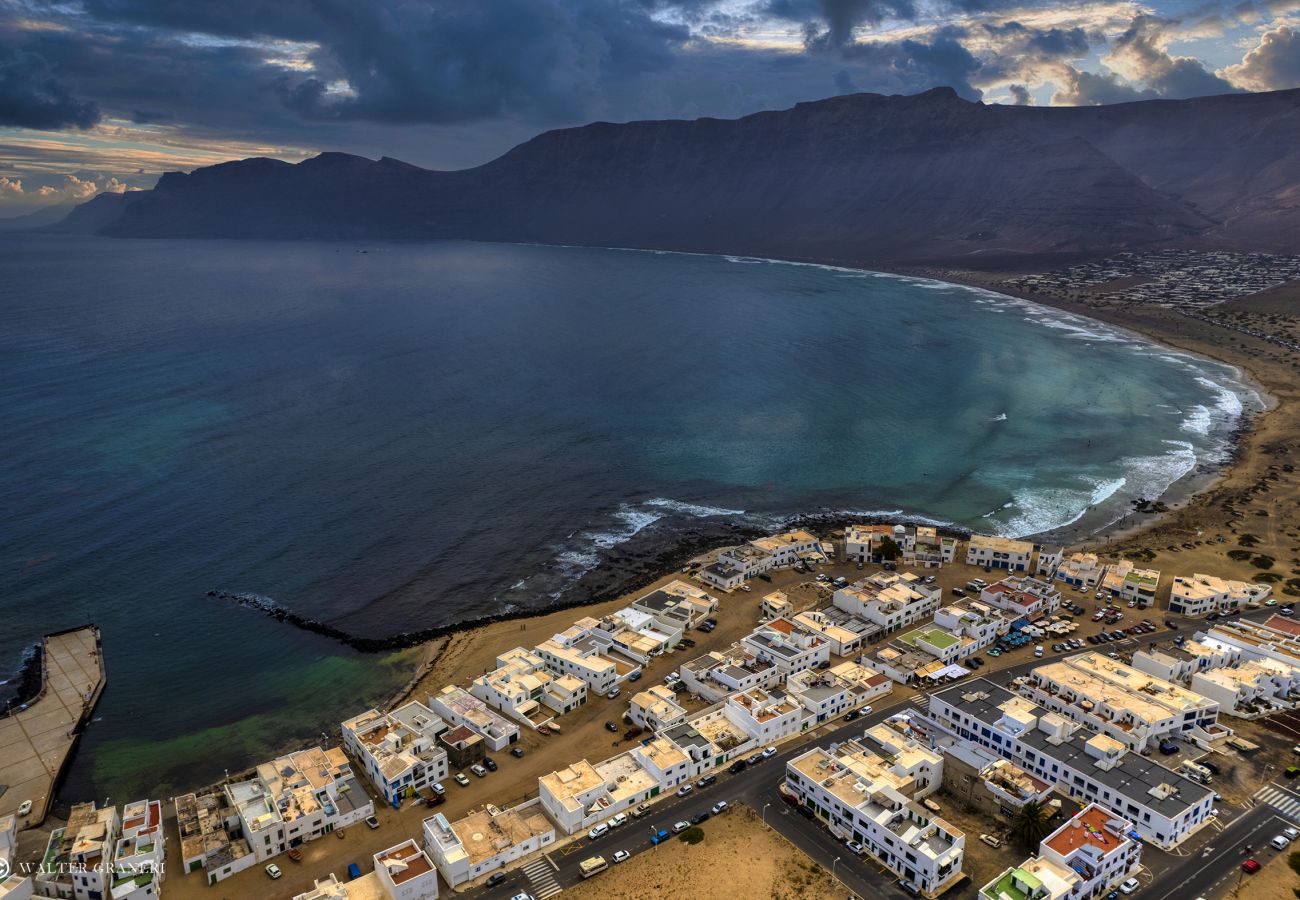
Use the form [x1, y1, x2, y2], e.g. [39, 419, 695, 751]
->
[0, 45, 99, 129]
[1055, 69, 1153, 105]
[284, 0, 689, 124]
[764, 0, 918, 48]
[1007, 83, 1032, 104]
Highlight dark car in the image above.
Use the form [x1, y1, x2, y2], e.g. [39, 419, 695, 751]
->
[1159, 741, 1179, 755]
[605, 721, 619, 732]
[486, 872, 507, 887]
[483, 757, 497, 772]
[692, 811, 710, 824]
[796, 805, 815, 819]
[1166, 620, 1180, 629]
[510, 746, 525, 758]
[628, 670, 642, 681]
[680, 638, 696, 648]
[729, 759, 748, 775]
[1201, 760, 1221, 775]
[697, 774, 717, 788]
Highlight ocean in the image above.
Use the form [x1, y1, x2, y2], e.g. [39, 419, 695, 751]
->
[0, 234, 1261, 803]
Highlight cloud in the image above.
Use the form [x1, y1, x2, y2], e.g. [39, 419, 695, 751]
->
[1052, 67, 1153, 104]
[1008, 82, 1032, 103]
[1103, 14, 1242, 98]
[0, 46, 100, 129]
[0, 171, 129, 210]
[763, 0, 919, 48]
[1220, 24, 1300, 89]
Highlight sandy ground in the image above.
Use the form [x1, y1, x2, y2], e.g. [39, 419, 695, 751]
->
[562, 805, 843, 900]
[1235, 846, 1300, 900]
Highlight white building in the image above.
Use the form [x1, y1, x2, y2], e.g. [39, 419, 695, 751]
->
[980, 857, 1079, 900]
[628, 684, 688, 731]
[534, 627, 623, 696]
[966, 535, 1033, 572]
[1034, 545, 1064, 577]
[742, 618, 830, 677]
[342, 702, 450, 806]
[429, 686, 520, 751]
[790, 609, 875, 656]
[35, 802, 119, 900]
[723, 687, 807, 744]
[680, 642, 780, 703]
[785, 662, 892, 725]
[784, 736, 963, 897]
[537, 753, 661, 835]
[1054, 552, 1104, 590]
[927, 680, 1215, 848]
[1100, 561, 1160, 606]
[226, 746, 373, 865]
[110, 799, 165, 900]
[749, 529, 822, 568]
[1037, 803, 1142, 898]
[470, 647, 587, 727]
[1168, 574, 1271, 617]
[979, 576, 1062, 619]
[174, 791, 257, 885]
[833, 573, 941, 635]
[1130, 638, 1241, 684]
[1018, 652, 1223, 752]
[423, 800, 553, 888]
[933, 600, 1010, 650]
[373, 839, 440, 900]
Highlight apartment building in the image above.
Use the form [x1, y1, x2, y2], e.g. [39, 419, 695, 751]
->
[174, 791, 256, 885]
[110, 799, 165, 900]
[342, 702, 450, 806]
[750, 529, 822, 567]
[701, 545, 774, 590]
[423, 800, 554, 888]
[1130, 639, 1241, 684]
[470, 647, 587, 727]
[1035, 545, 1064, 577]
[590, 609, 676, 661]
[631, 736, 695, 789]
[1191, 659, 1300, 716]
[791, 609, 876, 656]
[966, 535, 1033, 572]
[761, 590, 791, 621]
[0, 815, 26, 900]
[534, 627, 623, 696]
[844, 524, 897, 563]
[373, 839, 440, 900]
[896, 624, 976, 664]
[784, 738, 964, 897]
[1019, 652, 1223, 752]
[1100, 561, 1160, 606]
[636, 580, 718, 622]
[679, 642, 779, 702]
[723, 687, 806, 744]
[537, 753, 660, 835]
[1038, 803, 1142, 898]
[864, 641, 963, 685]
[628, 684, 688, 731]
[35, 802, 119, 900]
[226, 746, 373, 865]
[981, 857, 1079, 900]
[926, 680, 1214, 848]
[429, 686, 519, 751]
[980, 576, 1062, 618]
[741, 618, 830, 677]
[1055, 553, 1104, 590]
[844, 524, 954, 568]
[833, 573, 941, 635]
[1168, 574, 1271, 617]
[785, 662, 892, 724]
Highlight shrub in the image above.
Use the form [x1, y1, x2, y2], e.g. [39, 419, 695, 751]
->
[1252, 555, 1276, 570]
[679, 826, 705, 845]
[1227, 549, 1254, 561]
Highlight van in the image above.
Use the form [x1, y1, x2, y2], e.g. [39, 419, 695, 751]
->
[579, 856, 609, 878]
[1271, 835, 1291, 850]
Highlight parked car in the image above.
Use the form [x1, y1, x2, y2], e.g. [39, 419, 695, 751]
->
[624, 726, 644, 740]
[483, 757, 497, 772]
[711, 801, 728, 815]
[632, 803, 652, 818]
[605, 689, 621, 700]
[846, 840, 865, 854]
[729, 759, 748, 774]
[697, 774, 717, 788]
[365, 815, 381, 829]
[843, 709, 860, 722]
[588, 823, 610, 840]
[1119, 878, 1140, 894]
[979, 834, 1002, 848]
[692, 811, 710, 824]
[486, 872, 507, 887]
[676, 784, 694, 797]
[1271, 835, 1291, 850]
[672, 821, 690, 833]
[266, 864, 283, 879]
[454, 772, 470, 786]
[612, 850, 631, 863]
[628, 670, 642, 681]
[471, 764, 488, 777]
[511, 746, 526, 758]
[605, 721, 619, 732]
[608, 813, 628, 828]
[761, 746, 778, 759]
[1242, 859, 1261, 873]
[16, 800, 32, 817]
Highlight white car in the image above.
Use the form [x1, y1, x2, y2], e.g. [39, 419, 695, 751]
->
[471, 764, 488, 777]
[16, 800, 32, 817]
[1286, 827, 1300, 840]
[612, 850, 631, 863]
[860, 704, 873, 716]
[711, 800, 728, 815]
[1120, 877, 1140, 894]
[676, 784, 694, 797]
[587, 823, 610, 840]
[672, 820, 690, 833]
[266, 864, 283, 879]
[607, 812, 628, 828]
[761, 746, 778, 759]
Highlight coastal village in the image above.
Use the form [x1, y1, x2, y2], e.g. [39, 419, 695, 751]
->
[5, 523, 1300, 900]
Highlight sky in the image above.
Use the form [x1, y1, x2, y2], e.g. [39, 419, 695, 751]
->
[1, 0, 1299, 213]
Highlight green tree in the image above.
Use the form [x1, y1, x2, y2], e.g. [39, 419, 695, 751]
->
[1010, 801, 1052, 850]
[877, 536, 900, 562]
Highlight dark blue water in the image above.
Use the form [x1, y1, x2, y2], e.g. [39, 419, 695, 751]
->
[0, 235, 1258, 801]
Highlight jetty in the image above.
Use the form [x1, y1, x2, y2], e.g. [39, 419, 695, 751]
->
[0, 625, 105, 825]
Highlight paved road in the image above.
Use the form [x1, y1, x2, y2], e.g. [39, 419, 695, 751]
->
[476, 606, 1286, 899]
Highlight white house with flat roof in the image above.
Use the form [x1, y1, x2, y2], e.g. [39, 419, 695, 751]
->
[790, 609, 873, 656]
[785, 662, 892, 724]
[784, 737, 963, 897]
[1168, 574, 1271, 617]
[833, 573, 940, 635]
[537, 753, 660, 835]
[110, 799, 165, 900]
[742, 618, 830, 677]
[980, 857, 1079, 900]
[749, 529, 822, 567]
[373, 839, 440, 900]
[1131, 639, 1241, 684]
[1054, 552, 1104, 589]
[1019, 652, 1223, 752]
[628, 684, 688, 731]
[979, 576, 1061, 618]
[36, 802, 119, 900]
[679, 642, 780, 702]
[1037, 803, 1141, 898]
[1101, 561, 1160, 606]
[933, 600, 1010, 650]
[470, 647, 587, 727]
[429, 686, 519, 751]
[966, 535, 1033, 572]
[342, 702, 450, 806]
[534, 627, 623, 695]
[422, 800, 553, 888]
[724, 687, 807, 743]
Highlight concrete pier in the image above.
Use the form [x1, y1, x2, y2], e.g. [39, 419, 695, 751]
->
[0, 625, 105, 825]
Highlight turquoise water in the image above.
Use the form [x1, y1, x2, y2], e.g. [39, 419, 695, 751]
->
[0, 235, 1259, 801]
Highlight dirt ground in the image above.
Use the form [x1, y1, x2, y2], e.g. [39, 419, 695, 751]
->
[562, 805, 843, 900]
[1238, 846, 1300, 900]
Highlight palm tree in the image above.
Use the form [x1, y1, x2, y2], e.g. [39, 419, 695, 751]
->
[1010, 801, 1052, 849]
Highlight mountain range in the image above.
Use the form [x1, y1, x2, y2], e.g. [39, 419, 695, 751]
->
[49, 86, 1300, 263]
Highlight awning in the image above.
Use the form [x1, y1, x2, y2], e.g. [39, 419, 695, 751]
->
[926, 664, 970, 681]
